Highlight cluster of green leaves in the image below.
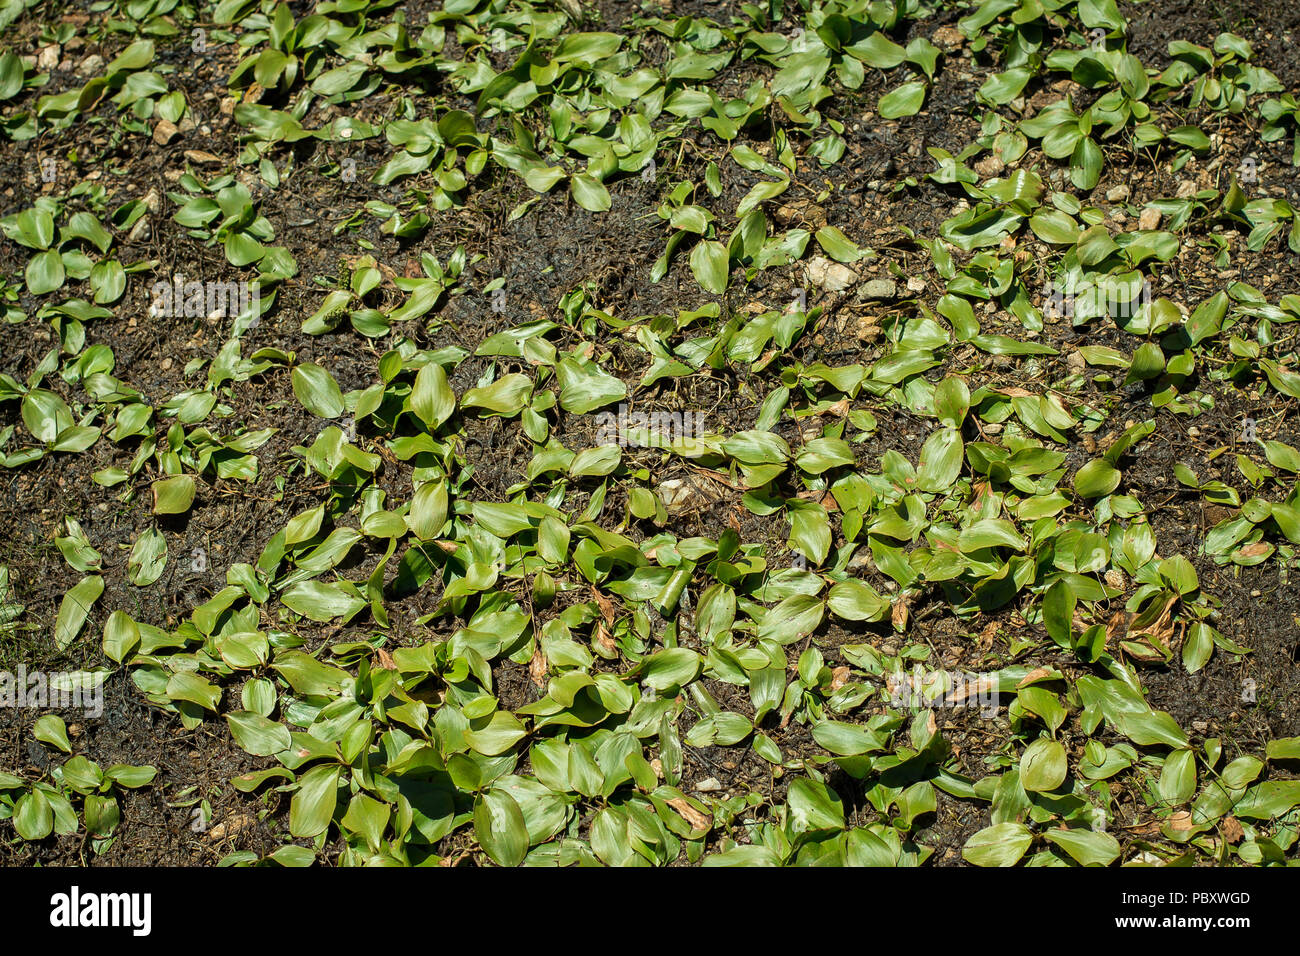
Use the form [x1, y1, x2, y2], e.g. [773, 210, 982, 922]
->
[171, 172, 297, 279]
[0, 714, 156, 852]
[5, 39, 179, 139]
[3, 0, 1300, 867]
[0, 200, 128, 302]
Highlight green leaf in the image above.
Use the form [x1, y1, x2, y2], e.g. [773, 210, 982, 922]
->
[812, 720, 885, 756]
[26, 250, 65, 295]
[272, 651, 350, 697]
[411, 361, 455, 430]
[63, 212, 113, 253]
[302, 289, 351, 334]
[847, 32, 906, 68]
[570, 173, 611, 212]
[102, 610, 140, 663]
[289, 764, 340, 838]
[796, 437, 855, 474]
[1042, 579, 1075, 649]
[281, 580, 366, 622]
[62, 755, 104, 793]
[22, 389, 72, 444]
[463, 710, 528, 756]
[406, 480, 448, 540]
[878, 81, 927, 119]
[340, 793, 390, 851]
[933, 376, 970, 428]
[814, 226, 868, 263]
[224, 231, 265, 266]
[462, 373, 533, 416]
[1267, 738, 1300, 762]
[553, 32, 623, 62]
[639, 648, 703, 691]
[722, 430, 790, 465]
[758, 593, 824, 645]
[1076, 675, 1189, 748]
[569, 445, 621, 477]
[33, 714, 71, 753]
[1168, 125, 1210, 152]
[980, 67, 1032, 105]
[13, 789, 53, 841]
[940, 206, 1024, 251]
[959, 519, 1026, 552]
[52, 425, 101, 454]
[1020, 738, 1068, 792]
[166, 671, 221, 711]
[151, 475, 196, 515]
[788, 500, 831, 565]
[787, 777, 845, 833]
[1074, 459, 1120, 498]
[1159, 748, 1197, 805]
[284, 504, 324, 546]
[227, 711, 292, 757]
[1125, 342, 1165, 384]
[1078, 0, 1124, 29]
[1029, 209, 1081, 244]
[556, 356, 626, 414]
[1182, 620, 1214, 673]
[1076, 224, 1119, 266]
[1044, 828, 1120, 866]
[917, 428, 963, 492]
[963, 822, 1033, 866]
[826, 580, 888, 622]
[104, 764, 157, 788]
[736, 178, 789, 217]
[1185, 291, 1228, 345]
[689, 240, 729, 294]
[292, 363, 346, 419]
[268, 845, 315, 866]
[1260, 360, 1300, 400]
[1264, 441, 1300, 473]
[474, 789, 529, 866]
[1070, 135, 1103, 191]
[79, 794, 115, 838]
[55, 575, 104, 649]
[0, 52, 24, 101]
[128, 528, 167, 587]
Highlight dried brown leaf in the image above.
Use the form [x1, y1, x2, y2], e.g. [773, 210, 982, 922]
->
[1016, 666, 1053, 689]
[891, 596, 910, 632]
[667, 797, 712, 831]
[829, 666, 851, 693]
[590, 585, 616, 626]
[594, 621, 616, 654]
[528, 646, 548, 687]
